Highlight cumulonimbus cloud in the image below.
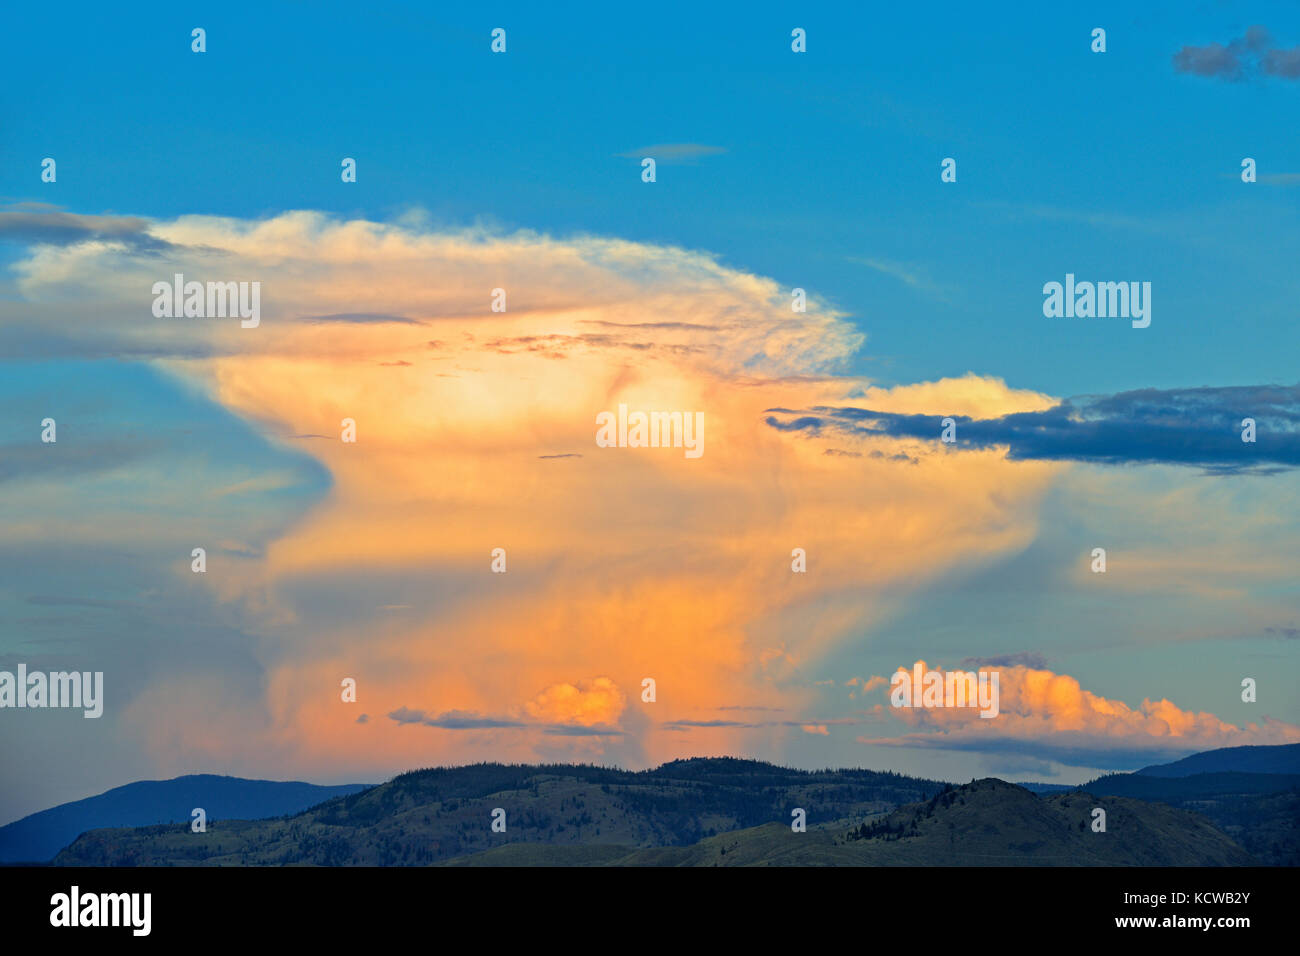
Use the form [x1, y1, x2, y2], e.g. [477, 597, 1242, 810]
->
[2, 206, 1286, 781]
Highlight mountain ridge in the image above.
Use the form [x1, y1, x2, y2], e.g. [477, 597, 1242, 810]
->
[442, 777, 1254, 866]
[1134, 743, 1300, 778]
[22, 745, 1300, 866]
[51, 760, 1261, 867]
[0, 774, 372, 864]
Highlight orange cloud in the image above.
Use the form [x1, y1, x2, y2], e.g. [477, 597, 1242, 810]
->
[9, 212, 1070, 780]
[859, 660, 1300, 763]
[525, 678, 626, 727]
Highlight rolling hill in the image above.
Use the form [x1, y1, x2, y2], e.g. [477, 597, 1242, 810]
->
[440, 778, 1254, 866]
[54, 759, 941, 865]
[1082, 771, 1299, 866]
[0, 775, 372, 864]
[50, 760, 1258, 867]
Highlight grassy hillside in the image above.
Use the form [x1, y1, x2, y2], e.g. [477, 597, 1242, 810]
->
[846, 780, 1253, 866]
[55, 758, 940, 866]
[440, 779, 1255, 867]
[54, 764, 1256, 867]
[1084, 772, 1299, 866]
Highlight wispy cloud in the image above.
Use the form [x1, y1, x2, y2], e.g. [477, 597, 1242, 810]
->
[977, 200, 1170, 237]
[387, 708, 525, 729]
[617, 143, 726, 163]
[849, 256, 954, 302]
[385, 705, 631, 737]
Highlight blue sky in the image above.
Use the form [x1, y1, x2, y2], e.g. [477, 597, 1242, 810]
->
[3, 0, 1297, 396]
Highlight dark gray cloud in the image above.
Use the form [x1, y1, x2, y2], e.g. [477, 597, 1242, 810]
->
[387, 708, 524, 729]
[579, 320, 715, 331]
[385, 707, 623, 735]
[0, 207, 175, 253]
[1173, 26, 1300, 80]
[717, 705, 785, 712]
[1263, 46, 1300, 78]
[387, 707, 426, 725]
[542, 725, 624, 737]
[961, 652, 1051, 670]
[662, 716, 848, 732]
[301, 313, 423, 325]
[426, 711, 526, 729]
[663, 718, 759, 730]
[766, 383, 1300, 475]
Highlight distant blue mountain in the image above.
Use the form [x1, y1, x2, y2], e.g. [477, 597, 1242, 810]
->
[1086, 771, 1300, 799]
[1136, 743, 1300, 778]
[0, 774, 373, 863]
